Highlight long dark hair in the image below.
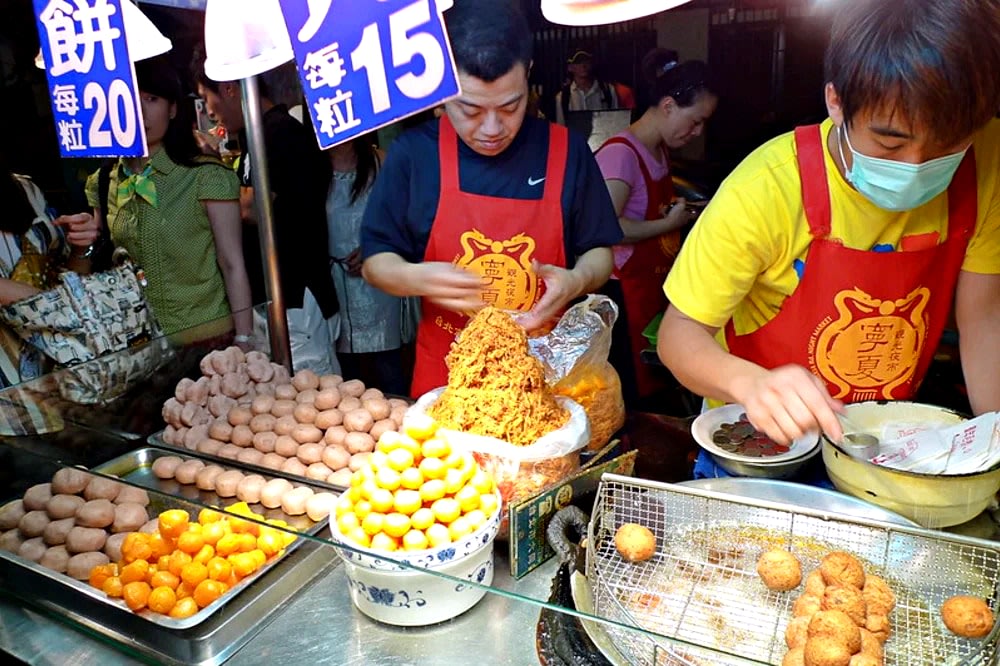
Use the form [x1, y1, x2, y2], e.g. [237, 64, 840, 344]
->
[638, 48, 714, 110]
[0, 149, 36, 235]
[343, 134, 380, 205]
[134, 56, 203, 167]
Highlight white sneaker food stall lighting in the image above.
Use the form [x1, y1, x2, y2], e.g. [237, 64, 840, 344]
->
[35, 0, 172, 69]
[541, 0, 694, 26]
[203, 0, 294, 368]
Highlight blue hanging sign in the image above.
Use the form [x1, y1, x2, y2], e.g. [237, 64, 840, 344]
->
[33, 0, 146, 158]
[278, 0, 460, 149]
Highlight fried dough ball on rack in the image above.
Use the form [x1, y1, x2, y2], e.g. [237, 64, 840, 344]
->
[782, 647, 806, 666]
[858, 629, 884, 664]
[822, 584, 867, 626]
[861, 575, 896, 617]
[848, 654, 881, 666]
[614, 523, 656, 563]
[794, 594, 823, 618]
[819, 551, 865, 589]
[803, 635, 853, 666]
[805, 570, 827, 598]
[808, 610, 861, 654]
[940, 595, 994, 638]
[864, 613, 891, 643]
[757, 548, 802, 591]
[786, 616, 811, 649]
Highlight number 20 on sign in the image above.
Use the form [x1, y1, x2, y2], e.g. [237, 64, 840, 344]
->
[33, 0, 146, 158]
[279, 0, 460, 149]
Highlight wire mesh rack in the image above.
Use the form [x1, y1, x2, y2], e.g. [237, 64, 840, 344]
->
[586, 474, 1000, 666]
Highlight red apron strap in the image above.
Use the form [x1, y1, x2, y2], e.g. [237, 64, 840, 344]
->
[947, 149, 978, 241]
[438, 116, 461, 194]
[542, 123, 569, 203]
[597, 135, 664, 219]
[794, 125, 832, 238]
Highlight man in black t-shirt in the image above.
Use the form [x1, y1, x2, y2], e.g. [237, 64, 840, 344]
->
[195, 67, 338, 373]
[361, 0, 621, 396]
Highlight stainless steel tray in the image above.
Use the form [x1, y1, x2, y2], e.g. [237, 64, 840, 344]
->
[148, 429, 348, 493]
[0, 447, 337, 665]
[587, 474, 1000, 666]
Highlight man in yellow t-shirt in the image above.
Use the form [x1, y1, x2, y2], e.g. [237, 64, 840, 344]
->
[658, 0, 1000, 444]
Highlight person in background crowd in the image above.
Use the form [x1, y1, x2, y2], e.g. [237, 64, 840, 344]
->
[361, 0, 621, 397]
[659, 0, 1000, 443]
[0, 153, 99, 385]
[194, 54, 339, 374]
[87, 56, 252, 343]
[327, 134, 410, 395]
[555, 48, 619, 126]
[595, 49, 717, 407]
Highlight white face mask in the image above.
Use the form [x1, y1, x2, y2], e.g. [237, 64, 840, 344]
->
[837, 125, 968, 212]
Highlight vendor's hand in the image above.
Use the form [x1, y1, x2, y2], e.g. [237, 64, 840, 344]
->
[517, 260, 583, 332]
[414, 262, 484, 314]
[345, 248, 363, 277]
[54, 212, 100, 249]
[194, 130, 222, 157]
[731, 364, 844, 445]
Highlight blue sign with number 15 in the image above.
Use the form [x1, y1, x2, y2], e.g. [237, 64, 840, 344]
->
[33, 0, 146, 158]
[278, 0, 460, 149]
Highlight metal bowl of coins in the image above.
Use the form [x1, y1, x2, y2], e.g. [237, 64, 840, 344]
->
[691, 404, 821, 479]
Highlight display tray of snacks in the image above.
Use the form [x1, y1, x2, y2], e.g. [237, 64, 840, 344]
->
[0, 448, 335, 666]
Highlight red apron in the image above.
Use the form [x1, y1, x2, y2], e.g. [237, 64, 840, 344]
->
[598, 135, 677, 398]
[410, 117, 569, 397]
[725, 124, 977, 402]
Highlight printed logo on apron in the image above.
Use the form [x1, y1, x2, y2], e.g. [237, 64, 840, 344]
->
[456, 230, 538, 310]
[811, 286, 930, 400]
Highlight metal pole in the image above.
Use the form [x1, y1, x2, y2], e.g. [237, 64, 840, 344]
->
[240, 75, 292, 369]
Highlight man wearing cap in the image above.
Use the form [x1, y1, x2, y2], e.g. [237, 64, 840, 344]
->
[361, 1, 622, 398]
[555, 49, 620, 126]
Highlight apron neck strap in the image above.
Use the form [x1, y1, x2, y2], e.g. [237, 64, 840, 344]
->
[794, 124, 832, 238]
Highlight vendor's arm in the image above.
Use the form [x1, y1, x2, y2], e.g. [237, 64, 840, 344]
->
[606, 178, 691, 242]
[55, 212, 99, 275]
[657, 306, 843, 444]
[362, 252, 483, 312]
[0, 278, 40, 304]
[956, 270, 1000, 415]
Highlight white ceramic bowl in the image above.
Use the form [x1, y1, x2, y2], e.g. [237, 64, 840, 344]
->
[337, 538, 495, 626]
[692, 404, 819, 465]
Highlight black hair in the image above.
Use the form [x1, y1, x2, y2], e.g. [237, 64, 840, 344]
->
[135, 56, 203, 167]
[638, 48, 714, 110]
[191, 46, 271, 98]
[825, 0, 1000, 146]
[343, 134, 380, 206]
[0, 166, 35, 235]
[444, 0, 532, 82]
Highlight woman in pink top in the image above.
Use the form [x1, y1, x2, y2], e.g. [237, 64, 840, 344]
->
[595, 48, 718, 405]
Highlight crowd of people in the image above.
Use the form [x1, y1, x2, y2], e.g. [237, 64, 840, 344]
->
[1, 0, 997, 443]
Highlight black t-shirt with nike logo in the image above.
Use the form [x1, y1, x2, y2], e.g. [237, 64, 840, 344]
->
[361, 116, 622, 265]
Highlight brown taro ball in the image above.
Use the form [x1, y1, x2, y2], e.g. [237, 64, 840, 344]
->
[712, 413, 789, 457]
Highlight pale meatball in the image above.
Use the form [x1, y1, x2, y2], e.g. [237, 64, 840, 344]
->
[305, 492, 338, 521]
[757, 548, 802, 592]
[42, 517, 76, 546]
[39, 545, 70, 573]
[0, 529, 25, 553]
[65, 526, 108, 554]
[260, 478, 294, 509]
[236, 475, 268, 504]
[22, 483, 53, 511]
[75, 499, 116, 528]
[214, 470, 246, 498]
[819, 551, 865, 589]
[84, 476, 122, 502]
[112, 503, 149, 533]
[114, 485, 150, 507]
[17, 537, 47, 562]
[195, 465, 226, 491]
[174, 459, 206, 485]
[18, 510, 50, 538]
[67, 552, 110, 581]
[0, 500, 26, 530]
[104, 532, 129, 562]
[51, 467, 91, 495]
[151, 456, 184, 480]
[941, 595, 993, 639]
[46, 495, 85, 520]
[280, 486, 314, 516]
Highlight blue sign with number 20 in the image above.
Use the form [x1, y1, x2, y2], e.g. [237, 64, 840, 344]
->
[278, 0, 460, 149]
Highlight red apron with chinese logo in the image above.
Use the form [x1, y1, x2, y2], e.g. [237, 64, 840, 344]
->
[724, 124, 976, 402]
[410, 117, 569, 398]
[598, 135, 677, 398]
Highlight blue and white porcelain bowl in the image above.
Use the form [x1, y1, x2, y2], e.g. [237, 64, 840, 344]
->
[338, 538, 495, 626]
[330, 490, 502, 573]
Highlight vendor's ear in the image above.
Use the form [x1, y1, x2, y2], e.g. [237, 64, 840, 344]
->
[659, 96, 675, 115]
[221, 81, 240, 99]
[825, 82, 845, 126]
[169, 102, 177, 121]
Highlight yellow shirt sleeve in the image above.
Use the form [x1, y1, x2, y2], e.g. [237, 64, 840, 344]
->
[962, 119, 1000, 274]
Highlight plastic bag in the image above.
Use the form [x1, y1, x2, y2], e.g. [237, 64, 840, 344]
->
[528, 295, 625, 451]
[408, 390, 589, 538]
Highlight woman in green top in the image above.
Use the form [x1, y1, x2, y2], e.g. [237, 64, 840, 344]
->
[87, 57, 252, 341]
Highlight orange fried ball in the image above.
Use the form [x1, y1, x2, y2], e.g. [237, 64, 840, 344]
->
[940, 595, 995, 638]
[847, 655, 881, 666]
[858, 629, 884, 663]
[808, 610, 861, 655]
[861, 575, 896, 617]
[804, 570, 827, 598]
[793, 594, 823, 618]
[822, 584, 867, 626]
[614, 523, 656, 563]
[782, 646, 806, 666]
[803, 635, 853, 666]
[785, 616, 810, 649]
[819, 551, 865, 589]
[757, 548, 802, 592]
[864, 613, 891, 643]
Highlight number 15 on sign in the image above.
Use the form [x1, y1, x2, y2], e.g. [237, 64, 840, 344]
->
[279, 0, 460, 149]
